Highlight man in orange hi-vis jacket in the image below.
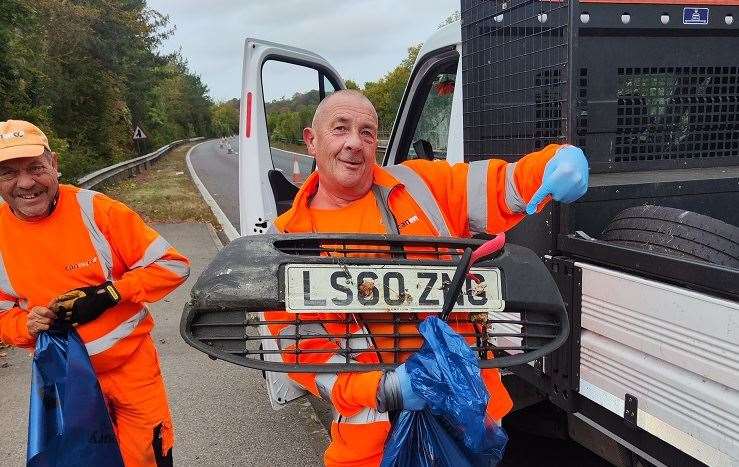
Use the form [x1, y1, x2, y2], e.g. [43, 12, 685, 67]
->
[0, 120, 190, 467]
[267, 90, 589, 466]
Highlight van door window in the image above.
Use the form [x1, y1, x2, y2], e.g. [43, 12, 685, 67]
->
[386, 49, 458, 165]
[262, 60, 336, 185]
[408, 71, 456, 161]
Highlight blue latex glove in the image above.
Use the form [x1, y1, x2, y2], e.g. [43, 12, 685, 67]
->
[396, 363, 427, 411]
[526, 145, 589, 215]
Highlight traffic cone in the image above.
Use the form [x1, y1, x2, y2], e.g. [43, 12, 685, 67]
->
[292, 155, 301, 183]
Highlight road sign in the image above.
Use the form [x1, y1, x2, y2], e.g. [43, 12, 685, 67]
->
[132, 127, 147, 140]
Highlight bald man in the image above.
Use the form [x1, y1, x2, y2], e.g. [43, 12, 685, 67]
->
[267, 90, 589, 466]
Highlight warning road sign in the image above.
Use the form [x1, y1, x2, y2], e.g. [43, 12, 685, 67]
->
[133, 127, 147, 140]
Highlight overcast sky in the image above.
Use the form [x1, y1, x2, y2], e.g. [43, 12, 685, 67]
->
[146, 0, 459, 102]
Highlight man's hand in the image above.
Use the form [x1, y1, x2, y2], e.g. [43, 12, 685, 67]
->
[526, 145, 589, 215]
[50, 282, 121, 326]
[27, 306, 57, 336]
[377, 363, 426, 412]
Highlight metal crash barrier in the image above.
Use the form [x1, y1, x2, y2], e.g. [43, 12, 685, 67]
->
[180, 234, 569, 372]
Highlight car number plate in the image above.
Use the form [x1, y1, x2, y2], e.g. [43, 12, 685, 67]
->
[284, 264, 504, 312]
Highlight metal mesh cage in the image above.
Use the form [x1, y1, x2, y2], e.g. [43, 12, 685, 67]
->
[577, 25, 739, 173]
[461, 0, 570, 161]
[462, 0, 739, 172]
[583, 66, 739, 165]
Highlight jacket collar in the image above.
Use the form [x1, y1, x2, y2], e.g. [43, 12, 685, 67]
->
[276, 164, 402, 233]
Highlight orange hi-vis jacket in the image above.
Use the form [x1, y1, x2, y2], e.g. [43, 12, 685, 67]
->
[269, 144, 561, 466]
[0, 184, 190, 373]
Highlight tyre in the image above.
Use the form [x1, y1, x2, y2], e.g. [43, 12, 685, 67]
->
[600, 205, 739, 268]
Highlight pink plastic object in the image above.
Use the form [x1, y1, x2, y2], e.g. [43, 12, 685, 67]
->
[467, 233, 506, 282]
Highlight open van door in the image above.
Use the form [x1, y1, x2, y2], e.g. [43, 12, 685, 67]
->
[238, 38, 345, 237]
[237, 39, 345, 407]
[382, 22, 463, 166]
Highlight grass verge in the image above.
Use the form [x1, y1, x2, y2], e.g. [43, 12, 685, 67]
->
[271, 141, 310, 155]
[102, 142, 219, 225]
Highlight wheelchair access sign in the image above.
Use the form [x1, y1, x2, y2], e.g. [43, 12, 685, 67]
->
[683, 7, 709, 25]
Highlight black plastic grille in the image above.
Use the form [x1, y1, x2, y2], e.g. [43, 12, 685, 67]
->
[462, 0, 570, 161]
[612, 66, 739, 164]
[182, 233, 569, 373]
[188, 308, 560, 372]
[274, 237, 469, 260]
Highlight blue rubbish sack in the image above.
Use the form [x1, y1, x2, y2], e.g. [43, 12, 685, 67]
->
[381, 316, 508, 467]
[27, 328, 124, 467]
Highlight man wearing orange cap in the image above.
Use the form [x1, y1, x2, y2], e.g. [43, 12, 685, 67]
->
[0, 120, 191, 466]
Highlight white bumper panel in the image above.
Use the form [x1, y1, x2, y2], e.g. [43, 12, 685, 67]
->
[577, 262, 739, 466]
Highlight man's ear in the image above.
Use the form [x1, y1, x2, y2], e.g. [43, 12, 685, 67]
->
[50, 152, 59, 173]
[303, 127, 317, 157]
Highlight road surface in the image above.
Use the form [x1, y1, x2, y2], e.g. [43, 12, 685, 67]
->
[188, 138, 313, 233]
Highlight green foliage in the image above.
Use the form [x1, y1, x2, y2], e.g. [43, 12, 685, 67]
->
[363, 44, 421, 135]
[0, 0, 214, 181]
[264, 91, 318, 144]
[262, 44, 422, 141]
[269, 111, 302, 143]
[211, 99, 239, 137]
[266, 90, 320, 115]
[438, 10, 461, 29]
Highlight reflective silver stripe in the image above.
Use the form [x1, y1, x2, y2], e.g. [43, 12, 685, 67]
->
[153, 259, 190, 278]
[131, 236, 171, 269]
[276, 322, 327, 349]
[0, 300, 16, 311]
[505, 163, 527, 213]
[371, 185, 400, 235]
[334, 406, 390, 424]
[0, 251, 18, 297]
[131, 236, 189, 278]
[315, 354, 347, 401]
[76, 190, 114, 280]
[19, 298, 29, 310]
[467, 160, 489, 233]
[343, 328, 374, 354]
[315, 373, 338, 401]
[85, 307, 148, 355]
[384, 165, 451, 236]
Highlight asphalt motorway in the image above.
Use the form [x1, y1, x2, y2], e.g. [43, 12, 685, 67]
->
[188, 138, 313, 233]
[188, 139, 241, 230]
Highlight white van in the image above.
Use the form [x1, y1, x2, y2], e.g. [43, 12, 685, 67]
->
[195, 13, 739, 467]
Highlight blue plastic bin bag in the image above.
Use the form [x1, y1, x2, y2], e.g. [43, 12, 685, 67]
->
[381, 316, 508, 467]
[27, 328, 124, 467]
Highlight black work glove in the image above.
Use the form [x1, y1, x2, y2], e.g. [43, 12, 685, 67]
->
[51, 281, 121, 325]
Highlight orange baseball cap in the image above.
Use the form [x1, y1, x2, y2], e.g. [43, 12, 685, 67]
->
[0, 120, 51, 162]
